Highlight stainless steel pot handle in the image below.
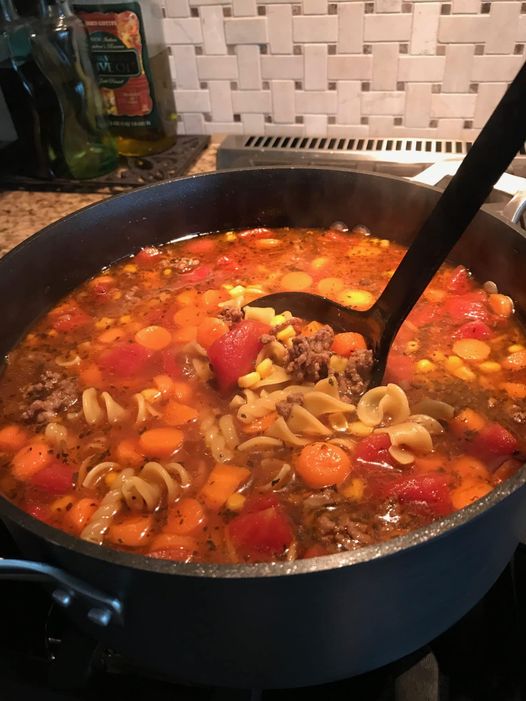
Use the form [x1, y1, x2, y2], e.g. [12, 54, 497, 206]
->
[409, 160, 526, 226]
[0, 557, 123, 626]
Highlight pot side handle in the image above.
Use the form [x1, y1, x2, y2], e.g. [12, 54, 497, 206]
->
[0, 557, 123, 627]
[410, 160, 526, 226]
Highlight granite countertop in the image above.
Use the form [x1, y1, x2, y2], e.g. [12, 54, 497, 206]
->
[0, 139, 218, 258]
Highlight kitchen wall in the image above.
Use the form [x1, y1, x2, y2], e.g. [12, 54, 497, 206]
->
[163, 0, 526, 138]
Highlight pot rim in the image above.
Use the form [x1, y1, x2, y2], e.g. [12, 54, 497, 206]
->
[2, 165, 526, 580]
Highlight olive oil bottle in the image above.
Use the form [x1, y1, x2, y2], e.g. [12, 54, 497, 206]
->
[72, 0, 177, 156]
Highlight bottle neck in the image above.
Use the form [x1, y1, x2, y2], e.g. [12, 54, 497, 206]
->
[0, 0, 19, 24]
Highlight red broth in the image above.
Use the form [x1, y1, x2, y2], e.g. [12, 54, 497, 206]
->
[0, 226, 524, 563]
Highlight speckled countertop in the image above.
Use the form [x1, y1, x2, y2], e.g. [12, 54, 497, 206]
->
[0, 139, 218, 258]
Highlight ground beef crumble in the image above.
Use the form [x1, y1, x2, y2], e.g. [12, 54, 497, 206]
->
[20, 370, 78, 424]
[171, 257, 200, 274]
[284, 326, 334, 382]
[276, 392, 305, 419]
[218, 306, 244, 327]
[331, 349, 374, 403]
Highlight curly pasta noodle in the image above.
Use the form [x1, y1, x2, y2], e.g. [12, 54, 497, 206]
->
[81, 387, 159, 426]
[80, 468, 134, 544]
[120, 461, 186, 511]
[44, 422, 68, 447]
[378, 422, 434, 464]
[82, 461, 121, 489]
[356, 383, 410, 427]
[201, 414, 239, 462]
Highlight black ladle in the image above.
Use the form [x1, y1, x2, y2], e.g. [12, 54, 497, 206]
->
[249, 60, 526, 389]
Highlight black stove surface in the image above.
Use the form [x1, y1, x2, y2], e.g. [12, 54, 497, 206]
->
[2, 517, 526, 701]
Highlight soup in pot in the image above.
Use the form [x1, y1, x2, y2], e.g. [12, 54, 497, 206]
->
[0, 226, 524, 563]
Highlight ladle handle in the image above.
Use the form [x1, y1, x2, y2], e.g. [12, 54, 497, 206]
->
[373, 59, 526, 351]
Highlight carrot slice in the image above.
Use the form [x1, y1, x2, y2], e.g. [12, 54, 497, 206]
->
[64, 497, 99, 533]
[153, 374, 174, 397]
[450, 455, 490, 481]
[139, 428, 184, 457]
[12, 442, 52, 481]
[108, 514, 154, 547]
[281, 271, 313, 291]
[450, 408, 486, 438]
[149, 532, 198, 553]
[502, 350, 526, 371]
[317, 277, 344, 297]
[80, 363, 104, 388]
[172, 325, 197, 343]
[173, 306, 206, 327]
[172, 381, 193, 403]
[296, 442, 351, 488]
[165, 498, 207, 535]
[450, 480, 492, 510]
[500, 382, 526, 399]
[332, 332, 367, 356]
[135, 325, 172, 350]
[452, 338, 491, 362]
[302, 321, 324, 337]
[197, 317, 229, 349]
[163, 400, 199, 426]
[0, 425, 29, 452]
[199, 464, 251, 510]
[242, 412, 278, 435]
[115, 438, 144, 468]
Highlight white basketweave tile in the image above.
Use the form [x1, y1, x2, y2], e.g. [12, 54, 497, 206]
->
[261, 56, 304, 79]
[443, 44, 474, 93]
[197, 56, 238, 80]
[176, 121, 186, 135]
[372, 43, 398, 90]
[209, 81, 234, 121]
[451, 0, 481, 13]
[174, 89, 211, 111]
[188, 0, 229, 4]
[267, 5, 293, 54]
[296, 90, 337, 113]
[172, 45, 199, 88]
[271, 80, 296, 121]
[392, 126, 442, 138]
[404, 83, 431, 128]
[293, 16, 338, 43]
[303, 114, 328, 136]
[435, 118, 465, 139]
[163, 18, 202, 44]
[430, 93, 476, 118]
[327, 55, 372, 80]
[241, 113, 266, 133]
[264, 123, 305, 135]
[204, 122, 244, 134]
[518, 15, 526, 41]
[327, 124, 369, 137]
[304, 45, 328, 90]
[471, 55, 523, 82]
[232, 89, 272, 112]
[375, 0, 401, 12]
[181, 112, 206, 133]
[410, 2, 440, 56]
[438, 16, 489, 43]
[473, 83, 507, 128]
[398, 56, 445, 82]
[201, 6, 227, 55]
[168, 54, 177, 82]
[236, 45, 262, 89]
[338, 3, 364, 54]
[224, 18, 268, 44]
[486, 2, 521, 55]
[362, 91, 404, 115]
[368, 115, 394, 136]
[165, 0, 190, 19]
[233, 0, 257, 17]
[336, 81, 361, 124]
[364, 14, 411, 42]
[303, 0, 328, 14]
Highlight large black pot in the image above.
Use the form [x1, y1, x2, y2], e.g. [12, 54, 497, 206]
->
[1, 168, 526, 689]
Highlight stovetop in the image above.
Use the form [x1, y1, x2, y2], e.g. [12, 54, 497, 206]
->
[2, 509, 526, 701]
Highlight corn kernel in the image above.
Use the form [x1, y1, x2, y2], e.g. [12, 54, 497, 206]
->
[120, 315, 132, 324]
[340, 478, 365, 501]
[329, 355, 348, 372]
[453, 366, 476, 381]
[405, 340, 420, 354]
[163, 268, 173, 277]
[50, 496, 75, 514]
[416, 359, 436, 373]
[445, 355, 463, 371]
[282, 311, 293, 320]
[226, 493, 246, 511]
[311, 256, 329, 269]
[276, 325, 296, 342]
[229, 285, 246, 298]
[95, 317, 114, 330]
[238, 371, 261, 388]
[508, 344, 524, 353]
[348, 421, 374, 437]
[141, 388, 162, 403]
[256, 358, 273, 378]
[271, 314, 286, 326]
[123, 263, 137, 273]
[479, 361, 502, 374]
[224, 231, 236, 242]
[222, 284, 233, 290]
[379, 239, 390, 248]
[105, 472, 118, 487]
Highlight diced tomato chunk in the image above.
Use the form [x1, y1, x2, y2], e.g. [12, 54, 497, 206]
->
[25, 499, 52, 523]
[161, 347, 183, 379]
[453, 320, 492, 341]
[243, 493, 280, 514]
[181, 264, 212, 284]
[389, 473, 453, 516]
[208, 319, 270, 393]
[353, 433, 396, 471]
[384, 354, 415, 385]
[468, 423, 518, 468]
[445, 292, 489, 324]
[228, 497, 293, 560]
[98, 343, 152, 377]
[51, 306, 91, 332]
[448, 265, 472, 294]
[30, 460, 75, 495]
[184, 237, 216, 254]
[134, 246, 162, 267]
[216, 255, 239, 270]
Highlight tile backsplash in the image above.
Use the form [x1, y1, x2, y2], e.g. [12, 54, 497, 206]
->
[163, 0, 526, 137]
